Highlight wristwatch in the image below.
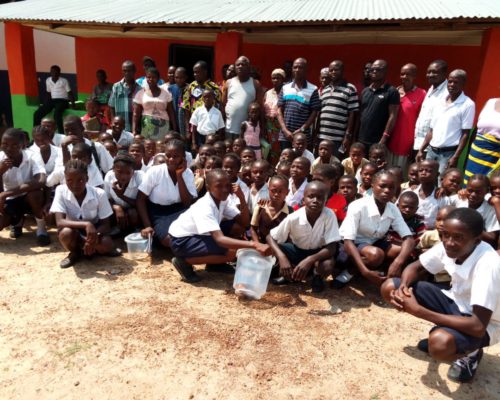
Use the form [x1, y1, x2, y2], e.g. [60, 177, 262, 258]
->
[300, 126, 306, 133]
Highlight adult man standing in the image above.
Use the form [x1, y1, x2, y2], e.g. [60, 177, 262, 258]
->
[417, 70, 475, 174]
[108, 60, 141, 132]
[413, 60, 449, 156]
[358, 60, 400, 148]
[222, 56, 264, 140]
[317, 60, 359, 157]
[33, 65, 75, 134]
[277, 58, 321, 150]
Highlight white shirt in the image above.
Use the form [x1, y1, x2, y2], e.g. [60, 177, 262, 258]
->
[0, 150, 46, 199]
[29, 143, 59, 175]
[169, 192, 240, 237]
[106, 129, 134, 148]
[405, 185, 448, 229]
[249, 183, 269, 211]
[420, 241, 500, 345]
[55, 138, 113, 174]
[104, 170, 143, 209]
[285, 178, 307, 208]
[46, 77, 71, 100]
[430, 92, 475, 148]
[189, 106, 225, 136]
[449, 196, 500, 233]
[52, 133, 66, 147]
[50, 184, 113, 224]
[271, 207, 340, 250]
[414, 80, 448, 150]
[226, 178, 250, 212]
[340, 195, 411, 244]
[301, 149, 315, 165]
[47, 163, 104, 188]
[138, 165, 197, 205]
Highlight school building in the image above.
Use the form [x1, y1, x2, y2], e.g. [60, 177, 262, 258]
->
[0, 0, 500, 132]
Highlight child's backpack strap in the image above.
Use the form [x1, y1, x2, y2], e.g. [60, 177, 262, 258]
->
[90, 142, 103, 176]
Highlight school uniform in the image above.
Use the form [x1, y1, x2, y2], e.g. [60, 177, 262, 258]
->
[51, 133, 66, 147]
[169, 192, 241, 258]
[449, 196, 500, 233]
[106, 129, 134, 148]
[54, 138, 113, 174]
[104, 170, 143, 209]
[248, 183, 269, 212]
[29, 143, 59, 175]
[138, 164, 197, 240]
[50, 184, 113, 225]
[227, 177, 250, 209]
[270, 206, 340, 265]
[47, 163, 104, 188]
[189, 105, 225, 145]
[310, 155, 341, 174]
[300, 149, 315, 165]
[0, 150, 46, 223]
[404, 185, 448, 229]
[251, 202, 292, 243]
[285, 178, 307, 208]
[393, 241, 500, 353]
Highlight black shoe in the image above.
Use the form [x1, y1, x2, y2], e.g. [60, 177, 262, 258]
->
[311, 274, 325, 293]
[417, 338, 429, 354]
[331, 269, 353, 289]
[60, 252, 80, 269]
[172, 257, 201, 283]
[447, 348, 483, 383]
[205, 263, 235, 274]
[104, 248, 122, 257]
[9, 226, 22, 239]
[272, 276, 290, 286]
[36, 233, 51, 246]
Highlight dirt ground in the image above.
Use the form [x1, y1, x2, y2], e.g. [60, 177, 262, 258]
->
[1, 225, 499, 400]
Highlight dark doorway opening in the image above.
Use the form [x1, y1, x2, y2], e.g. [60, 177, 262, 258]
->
[169, 44, 215, 82]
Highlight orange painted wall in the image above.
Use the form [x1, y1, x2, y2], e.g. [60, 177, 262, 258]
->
[241, 42, 483, 96]
[475, 28, 500, 113]
[75, 37, 215, 93]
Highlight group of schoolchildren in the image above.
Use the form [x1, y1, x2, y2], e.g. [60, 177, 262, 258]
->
[1, 95, 500, 383]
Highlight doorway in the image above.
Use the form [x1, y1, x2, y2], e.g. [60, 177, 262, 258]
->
[169, 44, 215, 82]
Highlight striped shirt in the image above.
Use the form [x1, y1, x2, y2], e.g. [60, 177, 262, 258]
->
[108, 79, 141, 132]
[278, 81, 321, 142]
[319, 81, 359, 142]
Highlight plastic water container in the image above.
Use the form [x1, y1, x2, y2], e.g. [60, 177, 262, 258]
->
[233, 249, 275, 300]
[124, 232, 150, 260]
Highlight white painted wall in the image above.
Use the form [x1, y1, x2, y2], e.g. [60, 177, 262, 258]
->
[34, 29, 76, 73]
[0, 23, 8, 70]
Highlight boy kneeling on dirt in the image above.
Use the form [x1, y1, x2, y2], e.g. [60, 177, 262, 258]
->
[168, 168, 271, 283]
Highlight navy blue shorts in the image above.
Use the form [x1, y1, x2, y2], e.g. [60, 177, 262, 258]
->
[337, 239, 391, 264]
[148, 201, 187, 241]
[392, 278, 490, 354]
[169, 220, 234, 259]
[3, 195, 30, 225]
[278, 242, 319, 266]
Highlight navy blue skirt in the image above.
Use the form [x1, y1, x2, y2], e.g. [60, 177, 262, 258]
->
[147, 201, 187, 241]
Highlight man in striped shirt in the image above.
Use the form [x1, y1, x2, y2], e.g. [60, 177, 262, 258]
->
[318, 60, 359, 157]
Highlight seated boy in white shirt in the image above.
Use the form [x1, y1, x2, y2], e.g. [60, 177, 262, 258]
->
[292, 133, 315, 164]
[336, 171, 415, 288]
[0, 128, 49, 245]
[106, 115, 134, 150]
[168, 169, 270, 283]
[381, 208, 500, 383]
[267, 181, 340, 293]
[41, 117, 66, 147]
[190, 89, 225, 150]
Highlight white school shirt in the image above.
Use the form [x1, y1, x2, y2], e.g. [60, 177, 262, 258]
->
[46, 77, 71, 100]
[0, 150, 46, 199]
[28, 143, 59, 175]
[271, 206, 340, 250]
[189, 106, 225, 136]
[55, 138, 113, 174]
[449, 196, 500, 233]
[301, 149, 315, 165]
[138, 164, 197, 205]
[50, 184, 113, 224]
[46, 163, 104, 188]
[52, 133, 66, 147]
[414, 80, 448, 150]
[405, 185, 448, 229]
[106, 129, 134, 148]
[104, 170, 143, 209]
[227, 177, 250, 208]
[249, 183, 270, 211]
[430, 92, 475, 148]
[169, 192, 240, 237]
[340, 195, 411, 245]
[420, 241, 500, 345]
[285, 178, 307, 208]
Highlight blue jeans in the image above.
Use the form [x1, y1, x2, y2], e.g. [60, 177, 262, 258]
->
[426, 147, 456, 176]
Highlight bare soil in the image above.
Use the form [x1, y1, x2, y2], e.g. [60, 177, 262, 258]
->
[1, 225, 499, 399]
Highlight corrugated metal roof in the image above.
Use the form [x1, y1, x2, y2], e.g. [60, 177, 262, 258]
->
[0, 0, 499, 25]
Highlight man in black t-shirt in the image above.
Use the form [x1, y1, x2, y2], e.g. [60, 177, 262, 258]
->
[358, 60, 400, 148]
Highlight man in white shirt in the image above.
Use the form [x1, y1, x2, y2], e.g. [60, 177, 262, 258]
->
[34, 65, 75, 135]
[416, 69, 475, 175]
[413, 60, 449, 153]
[381, 208, 500, 383]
